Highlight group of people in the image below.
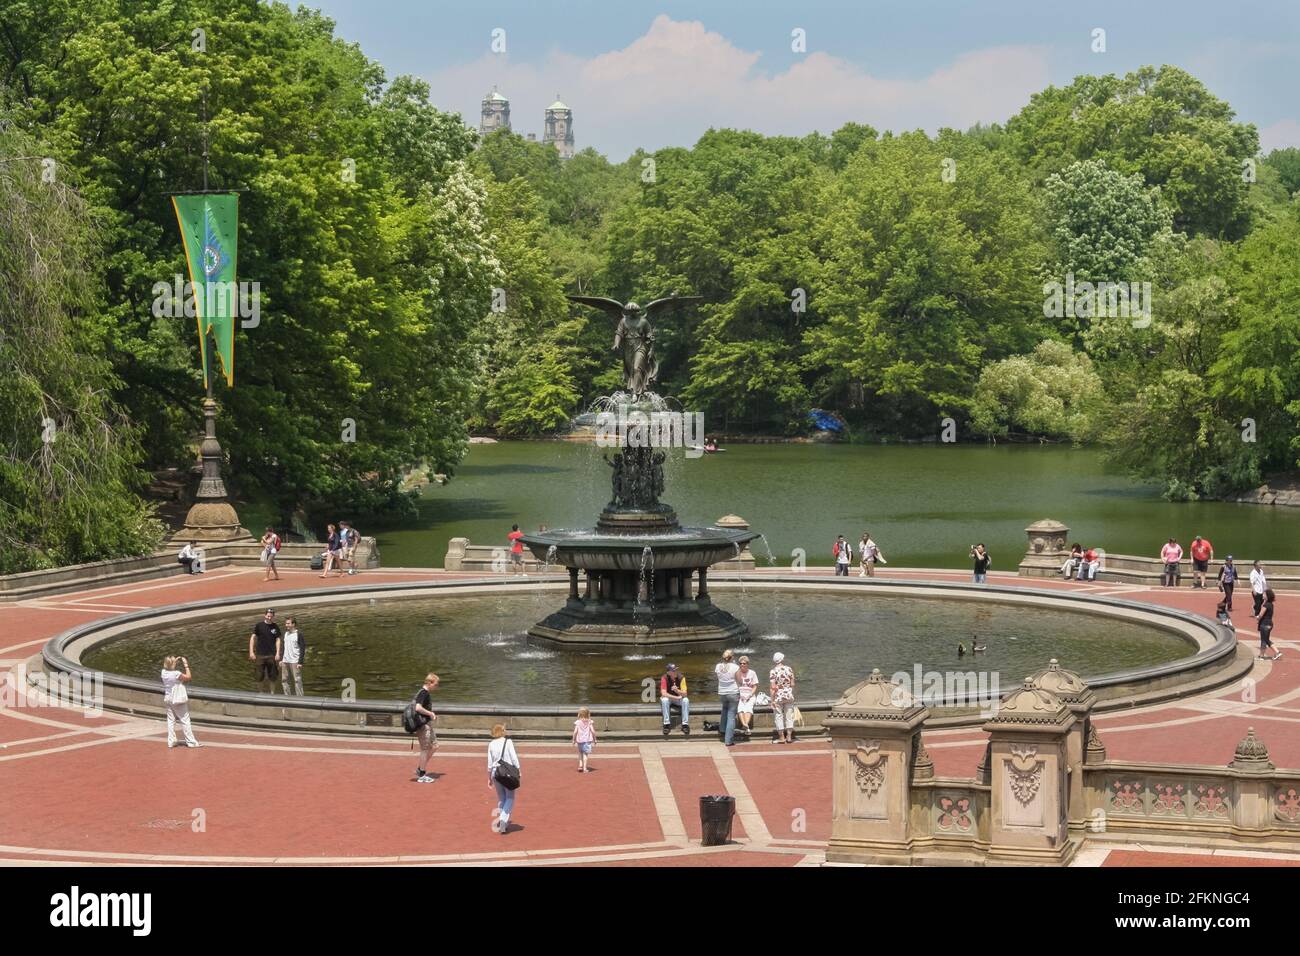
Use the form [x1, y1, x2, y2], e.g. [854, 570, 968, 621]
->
[1060, 544, 1102, 581]
[1209, 557, 1282, 662]
[833, 533, 887, 577]
[403, 671, 524, 834]
[659, 650, 798, 746]
[319, 521, 362, 577]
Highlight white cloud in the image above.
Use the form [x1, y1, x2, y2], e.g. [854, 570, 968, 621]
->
[426, 15, 1051, 158]
[1259, 118, 1300, 153]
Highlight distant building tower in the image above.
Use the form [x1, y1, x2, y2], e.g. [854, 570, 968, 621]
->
[543, 95, 574, 158]
[480, 87, 510, 136]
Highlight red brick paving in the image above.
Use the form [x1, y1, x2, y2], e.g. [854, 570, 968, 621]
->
[1103, 850, 1300, 867]
[3, 566, 1299, 865]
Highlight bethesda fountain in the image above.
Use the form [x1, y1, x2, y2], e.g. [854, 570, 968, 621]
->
[520, 294, 759, 647]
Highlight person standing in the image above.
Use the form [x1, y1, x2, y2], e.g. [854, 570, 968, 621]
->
[319, 523, 342, 578]
[508, 524, 526, 575]
[1217, 555, 1238, 611]
[487, 724, 521, 833]
[279, 616, 306, 696]
[572, 707, 596, 773]
[834, 535, 852, 576]
[260, 527, 281, 582]
[1251, 561, 1268, 616]
[735, 655, 759, 736]
[1255, 589, 1282, 662]
[339, 521, 360, 575]
[659, 663, 690, 735]
[248, 609, 282, 694]
[715, 649, 741, 747]
[859, 533, 885, 577]
[177, 540, 201, 575]
[1190, 535, 1213, 589]
[970, 544, 991, 584]
[161, 655, 200, 748]
[769, 652, 797, 744]
[1159, 537, 1183, 587]
[412, 673, 440, 783]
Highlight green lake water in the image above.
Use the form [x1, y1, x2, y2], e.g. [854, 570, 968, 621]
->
[372, 442, 1300, 569]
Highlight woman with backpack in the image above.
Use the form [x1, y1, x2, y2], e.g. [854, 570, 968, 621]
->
[409, 673, 439, 783]
[488, 723, 521, 834]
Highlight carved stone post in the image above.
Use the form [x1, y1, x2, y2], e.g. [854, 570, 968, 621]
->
[1017, 519, 1070, 578]
[984, 679, 1077, 866]
[175, 398, 251, 542]
[1029, 659, 1097, 832]
[825, 669, 930, 865]
[1228, 727, 1275, 835]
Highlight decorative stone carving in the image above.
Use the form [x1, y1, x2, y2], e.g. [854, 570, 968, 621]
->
[1007, 744, 1043, 806]
[1085, 722, 1107, 763]
[1192, 783, 1230, 819]
[1109, 781, 1146, 814]
[937, 795, 973, 832]
[850, 740, 886, 796]
[1150, 782, 1187, 816]
[1276, 786, 1300, 824]
[1229, 727, 1274, 772]
[912, 735, 934, 781]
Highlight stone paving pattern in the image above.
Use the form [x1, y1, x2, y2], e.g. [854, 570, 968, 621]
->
[2, 566, 1297, 867]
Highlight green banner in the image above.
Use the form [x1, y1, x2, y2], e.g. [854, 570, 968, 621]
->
[172, 193, 239, 388]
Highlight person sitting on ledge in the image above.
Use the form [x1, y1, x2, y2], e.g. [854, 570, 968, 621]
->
[177, 540, 201, 575]
[1076, 546, 1101, 581]
[1061, 543, 1083, 579]
[660, 663, 690, 736]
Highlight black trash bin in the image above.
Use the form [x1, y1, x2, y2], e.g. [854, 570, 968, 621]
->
[699, 795, 736, 846]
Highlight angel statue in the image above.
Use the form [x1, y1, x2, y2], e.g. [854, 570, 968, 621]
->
[567, 293, 701, 400]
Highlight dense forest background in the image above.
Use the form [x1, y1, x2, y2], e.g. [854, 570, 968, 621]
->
[2, 0, 1299, 572]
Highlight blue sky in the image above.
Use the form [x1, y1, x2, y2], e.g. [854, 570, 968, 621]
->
[308, 0, 1300, 159]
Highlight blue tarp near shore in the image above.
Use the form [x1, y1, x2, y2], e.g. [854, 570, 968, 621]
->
[808, 409, 845, 433]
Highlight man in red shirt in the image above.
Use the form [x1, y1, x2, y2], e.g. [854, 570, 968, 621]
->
[508, 524, 526, 576]
[1190, 535, 1214, 589]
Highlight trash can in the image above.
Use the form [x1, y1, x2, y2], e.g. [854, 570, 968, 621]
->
[699, 795, 736, 846]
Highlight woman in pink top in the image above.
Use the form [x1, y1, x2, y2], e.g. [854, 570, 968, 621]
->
[1160, 538, 1183, 587]
[572, 706, 596, 772]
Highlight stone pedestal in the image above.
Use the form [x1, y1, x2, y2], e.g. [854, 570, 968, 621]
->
[1228, 727, 1276, 835]
[984, 679, 1077, 866]
[825, 669, 930, 865]
[714, 514, 756, 570]
[174, 398, 251, 543]
[1029, 659, 1097, 832]
[1018, 519, 1070, 578]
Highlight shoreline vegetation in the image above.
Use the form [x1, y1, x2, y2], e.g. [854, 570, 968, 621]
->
[3, 2, 1299, 574]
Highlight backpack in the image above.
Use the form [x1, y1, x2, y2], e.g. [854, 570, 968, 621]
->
[402, 690, 428, 734]
[270, 534, 281, 552]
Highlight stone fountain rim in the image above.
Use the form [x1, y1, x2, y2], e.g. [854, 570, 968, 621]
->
[42, 575, 1236, 731]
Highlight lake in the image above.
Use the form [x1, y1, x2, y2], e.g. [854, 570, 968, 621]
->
[374, 442, 1300, 569]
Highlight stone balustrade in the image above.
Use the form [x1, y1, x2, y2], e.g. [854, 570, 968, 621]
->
[828, 659, 1298, 866]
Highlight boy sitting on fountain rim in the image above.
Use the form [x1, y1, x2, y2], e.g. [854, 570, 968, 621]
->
[660, 663, 691, 735]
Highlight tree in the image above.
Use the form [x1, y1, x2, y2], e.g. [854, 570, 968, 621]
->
[803, 130, 1048, 434]
[1006, 66, 1259, 238]
[970, 341, 1103, 441]
[0, 125, 163, 572]
[1, 1, 496, 526]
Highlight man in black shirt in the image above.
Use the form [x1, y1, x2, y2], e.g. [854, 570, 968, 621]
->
[413, 673, 440, 782]
[248, 609, 283, 694]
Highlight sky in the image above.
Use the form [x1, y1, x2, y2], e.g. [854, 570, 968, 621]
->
[307, 0, 1300, 160]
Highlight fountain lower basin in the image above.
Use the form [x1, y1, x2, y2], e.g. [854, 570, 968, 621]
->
[520, 525, 759, 648]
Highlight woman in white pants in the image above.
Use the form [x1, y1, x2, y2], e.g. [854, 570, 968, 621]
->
[487, 724, 521, 834]
[161, 655, 201, 748]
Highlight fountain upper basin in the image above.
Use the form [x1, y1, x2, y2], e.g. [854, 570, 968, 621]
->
[520, 526, 758, 571]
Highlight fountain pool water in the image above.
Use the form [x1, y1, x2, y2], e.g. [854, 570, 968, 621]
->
[81, 588, 1196, 705]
